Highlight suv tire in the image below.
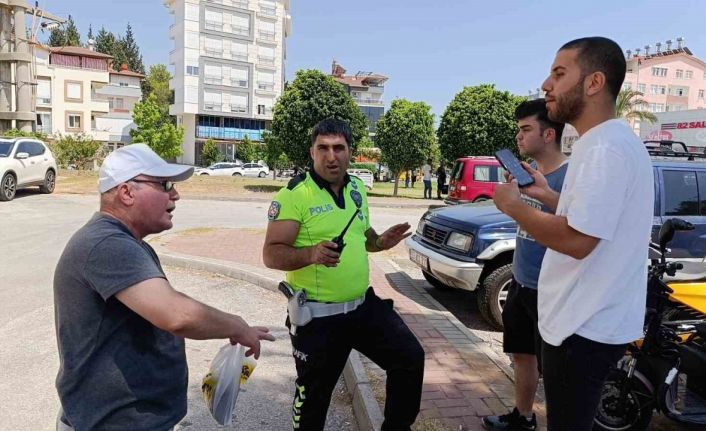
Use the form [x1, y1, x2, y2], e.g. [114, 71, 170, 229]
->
[422, 270, 451, 290]
[258, 171, 266, 178]
[233, 172, 242, 177]
[0, 173, 16, 201]
[477, 263, 512, 330]
[39, 170, 55, 194]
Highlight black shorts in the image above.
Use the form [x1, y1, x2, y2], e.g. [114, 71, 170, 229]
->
[502, 279, 541, 360]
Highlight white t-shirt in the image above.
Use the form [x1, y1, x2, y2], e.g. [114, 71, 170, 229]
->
[422, 164, 432, 180]
[537, 119, 654, 346]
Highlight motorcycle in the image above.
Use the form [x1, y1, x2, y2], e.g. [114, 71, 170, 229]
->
[594, 218, 706, 430]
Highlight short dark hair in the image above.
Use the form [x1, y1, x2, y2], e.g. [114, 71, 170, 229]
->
[311, 118, 352, 147]
[514, 98, 565, 144]
[560, 36, 626, 99]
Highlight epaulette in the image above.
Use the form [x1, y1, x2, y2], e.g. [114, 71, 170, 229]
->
[287, 172, 307, 190]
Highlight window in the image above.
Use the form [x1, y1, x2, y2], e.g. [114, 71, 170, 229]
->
[699, 173, 706, 215]
[652, 67, 668, 77]
[23, 142, 45, 156]
[204, 64, 222, 84]
[186, 65, 199, 76]
[231, 41, 248, 61]
[230, 67, 248, 87]
[651, 85, 666, 95]
[36, 112, 52, 133]
[232, 14, 250, 35]
[205, 9, 223, 31]
[670, 86, 689, 97]
[663, 170, 698, 216]
[67, 113, 82, 130]
[676, 69, 684, 79]
[686, 70, 693, 79]
[474, 166, 491, 182]
[65, 81, 82, 101]
[259, 20, 276, 40]
[185, 3, 199, 21]
[108, 97, 124, 110]
[185, 86, 199, 103]
[700, 90, 705, 99]
[185, 31, 199, 49]
[637, 83, 646, 93]
[204, 91, 222, 111]
[648, 103, 665, 112]
[622, 82, 632, 91]
[37, 79, 51, 104]
[230, 93, 247, 112]
[257, 104, 266, 114]
[204, 37, 222, 57]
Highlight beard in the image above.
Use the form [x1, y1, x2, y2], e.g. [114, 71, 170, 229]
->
[548, 78, 586, 124]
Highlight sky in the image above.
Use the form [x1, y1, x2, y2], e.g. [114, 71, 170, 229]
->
[45, 0, 706, 117]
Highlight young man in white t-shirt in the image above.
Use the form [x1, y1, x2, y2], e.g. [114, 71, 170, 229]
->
[494, 37, 654, 430]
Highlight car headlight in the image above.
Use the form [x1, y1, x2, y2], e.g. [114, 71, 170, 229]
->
[446, 232, 473, 252]
[416, 218, 426, 235]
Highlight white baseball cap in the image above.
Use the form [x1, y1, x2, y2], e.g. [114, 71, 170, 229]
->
[98, 143, 194, 193]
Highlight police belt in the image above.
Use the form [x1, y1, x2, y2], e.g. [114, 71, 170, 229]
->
[306, 294, 367, 317]
[284, 284, 367, 334]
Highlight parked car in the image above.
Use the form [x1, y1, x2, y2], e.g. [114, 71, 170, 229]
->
[445, 156, 505, 204]
[348, 168, 374, 189]
[406, 148, 706, 329]
[241, 163, 269, 178]
[0, 137, 57, 201]
[195, 162, 243, 176]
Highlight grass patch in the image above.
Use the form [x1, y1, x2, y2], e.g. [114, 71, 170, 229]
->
[412, 418, 458, 431]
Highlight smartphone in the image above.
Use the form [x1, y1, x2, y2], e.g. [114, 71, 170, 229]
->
[494, 149, 534, 187]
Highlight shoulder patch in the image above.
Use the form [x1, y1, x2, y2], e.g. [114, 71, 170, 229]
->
[287, 173, 307, 190]
[268, 201, 281, 220]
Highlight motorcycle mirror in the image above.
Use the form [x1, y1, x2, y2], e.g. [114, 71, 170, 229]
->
[658, 219, 675, 252]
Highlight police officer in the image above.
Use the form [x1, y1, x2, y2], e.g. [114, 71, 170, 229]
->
[263, 118, 425, 431]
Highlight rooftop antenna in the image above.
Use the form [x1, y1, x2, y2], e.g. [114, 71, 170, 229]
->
[676, 37, 685, 49]
[666, 39, 673, 50]
[655, 42, 662, 53]
[644, 45, 651, 56]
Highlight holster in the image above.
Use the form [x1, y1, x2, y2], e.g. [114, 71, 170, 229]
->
[287, 290, 313, 334]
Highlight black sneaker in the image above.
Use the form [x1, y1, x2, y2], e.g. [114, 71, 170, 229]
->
[482, 407, 537, 430]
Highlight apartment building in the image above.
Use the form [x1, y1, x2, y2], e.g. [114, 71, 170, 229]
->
[165, 0, 292, 165]
[331, 60, 387, 139]
[33, 45, 144, 149]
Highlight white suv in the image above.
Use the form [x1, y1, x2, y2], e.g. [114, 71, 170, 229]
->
[0, 138, 58, 201]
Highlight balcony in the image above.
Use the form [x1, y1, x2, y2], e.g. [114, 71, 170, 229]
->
[257, 81, 274, 91]
[204, 102, 221, 111]
[353, 97, 384, 106]
[197, 126, 264, 141]
[204, 75, 223, 85]
[231, 25, 250, 36]
[229, 104, 247, 113]
[259, 5, 276, 16]
[231, 52, 248, 62]
[233, 0, 249, 8]
[204, 48, 222, 58]
[258, 30, 276, 41]
[205, 20, 224, 32]
[258, 55, 275, 66]
[36, 96, 52, 106]
[230, 79, 248, 88]
[256, 107, 273, 116]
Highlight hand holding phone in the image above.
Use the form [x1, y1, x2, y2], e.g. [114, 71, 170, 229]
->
[494, 149, 534, 187]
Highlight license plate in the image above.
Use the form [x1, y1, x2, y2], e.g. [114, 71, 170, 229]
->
[410, 249, 429, 269]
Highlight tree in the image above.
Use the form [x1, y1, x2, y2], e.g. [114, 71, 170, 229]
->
[201, 139, 222, 166]
[375, 99, 436, 197]
[87, 24, 94, 43]
[271, 69, 368, 167]
[50, 133, 103, 169]
[48, 15, 81, 47]
[262, 131, 289, 179]
[95, 27, 126, 68]
[616, 89, 657, 124]
[143, 64, 171, 112]
[120, 24, 145, 74]
[437, 84, 524, 161]
[130, 94, 184, 160]
[237, 135, 258, 163]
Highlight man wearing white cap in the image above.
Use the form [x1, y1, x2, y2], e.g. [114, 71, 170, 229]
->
[53, 144, 275, 431]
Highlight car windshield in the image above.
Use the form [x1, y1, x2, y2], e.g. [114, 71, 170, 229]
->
[0, 140, 14, 157]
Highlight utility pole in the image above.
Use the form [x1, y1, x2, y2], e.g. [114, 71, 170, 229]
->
[0, 1, 63, 133]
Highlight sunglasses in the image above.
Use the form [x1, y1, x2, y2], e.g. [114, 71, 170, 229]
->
[129, 179, 175, 192]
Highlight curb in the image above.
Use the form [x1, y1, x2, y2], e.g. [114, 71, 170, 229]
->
[157, 250, 384, 431]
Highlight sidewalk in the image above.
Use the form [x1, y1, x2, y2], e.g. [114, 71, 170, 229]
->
[152, 228, 547, 430]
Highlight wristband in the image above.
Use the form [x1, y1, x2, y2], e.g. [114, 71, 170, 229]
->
[375, 237, 384, 251]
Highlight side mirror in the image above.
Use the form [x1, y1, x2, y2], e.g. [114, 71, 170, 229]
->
[15, 152, 29, 160]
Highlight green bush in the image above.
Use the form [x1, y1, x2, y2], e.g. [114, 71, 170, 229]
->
[350, 162, 377, 172]
[50, 133, 103, 169]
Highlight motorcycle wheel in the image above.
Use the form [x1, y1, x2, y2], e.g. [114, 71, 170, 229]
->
[593, 368, 655, 431]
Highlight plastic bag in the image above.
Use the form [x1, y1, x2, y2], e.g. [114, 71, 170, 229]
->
[201, 343, 257, 425]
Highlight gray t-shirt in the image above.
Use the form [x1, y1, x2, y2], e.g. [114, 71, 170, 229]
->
[54, 213, 187, 431]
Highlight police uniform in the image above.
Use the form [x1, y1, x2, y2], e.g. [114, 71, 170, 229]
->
[269, 170, 425, 431]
